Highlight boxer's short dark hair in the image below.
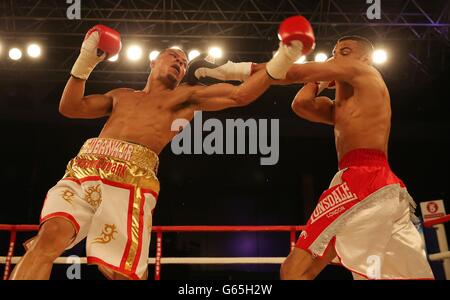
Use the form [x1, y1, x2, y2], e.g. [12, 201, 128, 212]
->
[160, 47, 188, 59]
[338, 35, 374, 55]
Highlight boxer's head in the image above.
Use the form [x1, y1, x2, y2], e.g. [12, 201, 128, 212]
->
[333, 36, 374, 64]
[150, 48, 188, 88]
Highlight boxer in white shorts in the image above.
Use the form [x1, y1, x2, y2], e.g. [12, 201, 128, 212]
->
[294, 148, 433, 279]
[36, 138, 160, 279]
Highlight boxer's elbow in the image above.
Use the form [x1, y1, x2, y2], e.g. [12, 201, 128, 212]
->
[59, 104, 73, 118]
[291, 99, 310, 117]
[59, 99, 81, 118]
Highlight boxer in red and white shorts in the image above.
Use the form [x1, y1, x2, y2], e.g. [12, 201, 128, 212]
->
[295, 149, 433, 279]
[275, 36, 435, 279]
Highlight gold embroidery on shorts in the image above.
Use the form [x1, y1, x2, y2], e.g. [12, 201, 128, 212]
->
[84, 185, 102, 209]
[93, 224, 118, 244]
[61, 189, 75, 205]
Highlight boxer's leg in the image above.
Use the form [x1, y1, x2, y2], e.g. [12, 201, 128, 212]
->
[11, 177, 93, 280]
[280, 245, 336, 280]
[10, 217, 76, 280]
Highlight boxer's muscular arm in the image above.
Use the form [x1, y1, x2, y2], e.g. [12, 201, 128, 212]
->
[291, 82, 334, 125]
[187, 69, 272, 111]
[283, 59, 370, 85]
[59, 76, 115, 119]
[59, 25, 123, 119]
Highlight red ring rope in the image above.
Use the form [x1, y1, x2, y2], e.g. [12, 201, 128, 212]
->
[0, 224, 305, 280]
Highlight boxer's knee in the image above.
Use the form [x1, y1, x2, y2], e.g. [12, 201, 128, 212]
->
[280, 248, 320, 280]
[280, 256, 302, 280]
[28, 218, 75, 261]
[280, 260, 317, 280]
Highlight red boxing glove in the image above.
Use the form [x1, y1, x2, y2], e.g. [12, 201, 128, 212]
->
[85, 25, 122, 59]
[266, 16, 316, 79]
[71, 25, 122, 80]
[278, 16, 316, 56]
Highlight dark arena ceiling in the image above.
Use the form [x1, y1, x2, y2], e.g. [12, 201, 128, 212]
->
[0, 0, 448, 85]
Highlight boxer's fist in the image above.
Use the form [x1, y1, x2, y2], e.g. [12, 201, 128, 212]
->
[184, 54, 220, 85]
[266, 16, 315, 80]
[71, 25, 122, 80]
[316, 80, 336, 95]
[185, 54, 254, 85]
[278, 16, 315, 55]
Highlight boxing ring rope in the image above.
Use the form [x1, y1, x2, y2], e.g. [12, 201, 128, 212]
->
[423, 214, 450, 279]
[1, 216, 449, 280]
[0, 225, 304, 280]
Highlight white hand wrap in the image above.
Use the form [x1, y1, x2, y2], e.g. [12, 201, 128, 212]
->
[195, 61, 253, 82]
[266, 41, 304, 80]
[70, 32, 106, 80]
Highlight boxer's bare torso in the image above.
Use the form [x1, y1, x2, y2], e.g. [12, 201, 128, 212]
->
[333, 67, 391, 160]
[59, 48, 273, 155]
[289, 39, 391, 161]
[98, 86, 197, 154]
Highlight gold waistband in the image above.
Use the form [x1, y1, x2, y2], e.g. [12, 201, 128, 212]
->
[78, 138, 159, 173]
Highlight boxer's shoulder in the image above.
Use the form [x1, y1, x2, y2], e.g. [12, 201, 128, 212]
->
[106, 88, 138, 100]
[107, 87, 136, 95]
[173, 82, 202, 98]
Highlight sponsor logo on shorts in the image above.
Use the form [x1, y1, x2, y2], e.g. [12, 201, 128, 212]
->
[299, 231, 308, 239]
[84, 139, 134, 162]
[310, 182, 358, 224]
[326, 206, 346, 219]
[74, 157, 127, 178]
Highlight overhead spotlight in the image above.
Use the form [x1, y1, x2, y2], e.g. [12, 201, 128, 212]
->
[315, 53, 328, 62]
[9, 48, 22, 61]
[295, 55, 306, 64]
[126, 45, 143, 61]
[27, 44, 42, 58]
[170, 45, 182, 50]
[188, 49, 201, 61]
[372, 49, 388, 65]
[108, 54, 119, 62]
[208, 47, 223, 59]
[149, 50, 160, 61]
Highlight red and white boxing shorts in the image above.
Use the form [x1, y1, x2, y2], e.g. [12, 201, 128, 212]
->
[30, 138, 160, 280]
[296, 149, 434, 279]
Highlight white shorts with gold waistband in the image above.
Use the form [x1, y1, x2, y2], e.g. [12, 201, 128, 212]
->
[32, 138, 160, 280]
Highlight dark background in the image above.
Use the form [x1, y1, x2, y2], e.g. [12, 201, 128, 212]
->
[0, 0, 449, 280]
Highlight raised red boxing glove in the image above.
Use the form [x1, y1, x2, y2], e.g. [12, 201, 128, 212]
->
[278, 16, 315, 56]
[85, 25, 122, 59]
[71, 25, 122, 80]
[266, 16, 316, 79]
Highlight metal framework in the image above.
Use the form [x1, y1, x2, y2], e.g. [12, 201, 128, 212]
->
[0, 0, 449, 84]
